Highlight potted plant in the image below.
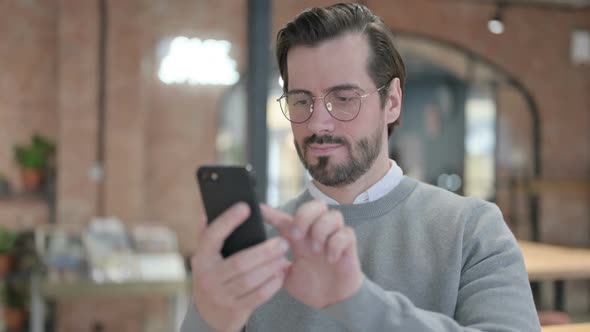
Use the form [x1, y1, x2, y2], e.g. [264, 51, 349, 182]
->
[0, 228, 26, 331]
[0, 226, 17, 277]
[2, 280, 28, 331]
[1, 231, 39, 332]
[0, 172, 11, 197]
[13, 134, 56, 192]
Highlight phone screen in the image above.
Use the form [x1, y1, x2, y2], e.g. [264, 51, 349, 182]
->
[197, 165, 267, 257]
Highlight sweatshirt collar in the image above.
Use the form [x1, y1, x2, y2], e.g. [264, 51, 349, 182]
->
[306, 159, 404, 205]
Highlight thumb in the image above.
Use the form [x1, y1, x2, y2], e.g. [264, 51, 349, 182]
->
[195, 212, 207, 237]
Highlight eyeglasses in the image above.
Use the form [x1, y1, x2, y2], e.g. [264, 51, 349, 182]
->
[276, 85, 386, 123]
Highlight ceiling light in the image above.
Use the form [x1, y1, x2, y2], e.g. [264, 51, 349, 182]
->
[158, 36, 240, 86]
[488, 3, 505, 35]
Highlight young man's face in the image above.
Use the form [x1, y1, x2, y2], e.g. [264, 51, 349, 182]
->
[286, 33, 400, 187]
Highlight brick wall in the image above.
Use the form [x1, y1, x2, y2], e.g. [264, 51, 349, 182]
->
[0, 0, 58, 191]
[1, 0, 589, 329]
[56, 0, 100, 227]
[3, 0, 586, 251]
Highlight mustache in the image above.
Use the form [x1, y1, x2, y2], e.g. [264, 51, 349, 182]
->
[303, 134, 347, 146]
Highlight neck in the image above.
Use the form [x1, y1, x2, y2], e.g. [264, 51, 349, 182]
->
[313, 152, 391, 204]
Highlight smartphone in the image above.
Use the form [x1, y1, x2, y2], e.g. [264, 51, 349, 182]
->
[196, 165, 267, 257]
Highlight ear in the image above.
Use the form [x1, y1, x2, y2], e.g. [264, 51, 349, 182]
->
[384, 77, 402, 125]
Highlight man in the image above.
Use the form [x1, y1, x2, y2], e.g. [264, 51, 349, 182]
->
[182, 3, 541, 332]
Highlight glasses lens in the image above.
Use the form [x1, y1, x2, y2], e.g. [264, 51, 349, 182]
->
[280, 92, 313, 123]
[325, 89, 361, 121]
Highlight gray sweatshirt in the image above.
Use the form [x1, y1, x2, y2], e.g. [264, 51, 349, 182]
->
[181, 176, 541, 331]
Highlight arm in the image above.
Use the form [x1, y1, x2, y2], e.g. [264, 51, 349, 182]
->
[320, 203, 541, 332]
[181, 301, 217, 332]
[182, 204, 291, 332]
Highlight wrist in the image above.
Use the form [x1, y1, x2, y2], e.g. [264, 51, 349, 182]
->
[323, 274, 365, 308]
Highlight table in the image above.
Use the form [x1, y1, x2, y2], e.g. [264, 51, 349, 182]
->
[519, 241, 590, 311]
[520, 241, 590, 281]
[542, 323, 590, 332]
[30, 277, 189, 332]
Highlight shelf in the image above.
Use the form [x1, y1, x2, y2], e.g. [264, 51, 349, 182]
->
[40, 279, 188, 299]
[0, 195, 49, 229]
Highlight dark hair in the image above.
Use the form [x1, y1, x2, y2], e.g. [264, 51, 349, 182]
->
[276, 3, 406, 137]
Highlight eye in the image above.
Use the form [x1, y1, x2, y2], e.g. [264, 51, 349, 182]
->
[294, 98, 309, 106]
[330, 89, 359, 103]
[286, 93, 311, 108]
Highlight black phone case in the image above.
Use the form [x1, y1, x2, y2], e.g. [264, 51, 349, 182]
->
[197, 165, 267, 257]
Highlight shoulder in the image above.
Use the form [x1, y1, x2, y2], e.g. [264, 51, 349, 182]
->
[407, 180, 519, 271]
[402, 178, 510, 251]
[409, 181, 520, 272]
[409, 178, 488, 210]
[406, 178, 496, 226]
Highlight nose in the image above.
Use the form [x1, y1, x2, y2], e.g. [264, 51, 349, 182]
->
[306, 97, 335, 134]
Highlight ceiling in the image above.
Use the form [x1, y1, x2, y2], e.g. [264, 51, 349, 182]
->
[474, 0, 590, 9]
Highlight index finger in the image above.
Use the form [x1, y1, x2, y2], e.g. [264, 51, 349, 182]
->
[260, 204, 294, 234]
[291, 199, 329, 239]
[197, 202, 250, 257]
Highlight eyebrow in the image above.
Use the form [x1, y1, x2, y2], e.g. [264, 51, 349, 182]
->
[287, 83, 364, 95]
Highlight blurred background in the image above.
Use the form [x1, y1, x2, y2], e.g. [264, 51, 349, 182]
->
[0, 0, 588, 331]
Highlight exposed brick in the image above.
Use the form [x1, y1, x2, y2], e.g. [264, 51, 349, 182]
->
[1, 0, 589, 329]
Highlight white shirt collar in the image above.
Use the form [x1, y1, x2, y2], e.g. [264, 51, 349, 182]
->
[307, 159, 404, 205]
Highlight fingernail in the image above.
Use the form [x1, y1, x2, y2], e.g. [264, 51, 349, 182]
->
[235, 202, 248, 213]
[291, 227, 302, 240]
[328, 253, 337, 264]
[312, 241, 322, 253]
[278, 238, 289, 251]
[281, 258, 292, 269]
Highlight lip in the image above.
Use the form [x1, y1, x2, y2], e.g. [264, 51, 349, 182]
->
[307, 144, 343, 156]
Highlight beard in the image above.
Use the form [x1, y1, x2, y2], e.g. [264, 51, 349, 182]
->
[295, 124, 383, 187]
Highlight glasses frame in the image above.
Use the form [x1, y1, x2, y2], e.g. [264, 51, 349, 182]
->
[276, 85, 387, 124]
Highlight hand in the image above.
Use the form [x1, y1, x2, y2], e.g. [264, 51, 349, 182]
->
[190, 203, 291, 332]
[264, 200, 363, 308]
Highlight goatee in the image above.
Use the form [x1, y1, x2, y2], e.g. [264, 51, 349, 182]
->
[295, 127, 382, 187]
